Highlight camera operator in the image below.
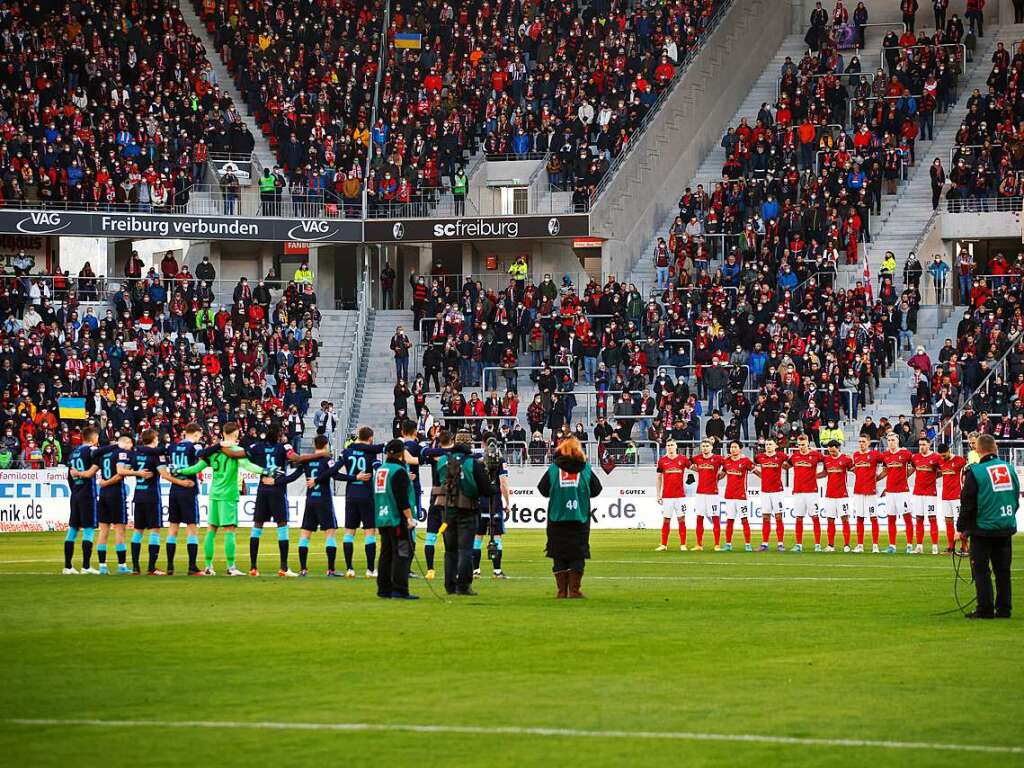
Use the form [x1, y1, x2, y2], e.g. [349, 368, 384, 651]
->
[958, 434, 1018, 619]
[438, 431, 494, 596]
[474, 439, 511, 579]
[421, 431, 455, 580]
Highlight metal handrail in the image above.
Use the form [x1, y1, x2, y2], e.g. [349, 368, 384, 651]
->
[938, 330, 1020, 450]
[589, 0, 737, 208]
[946, 194, 1024, 213]
[950, 143, 1004, 165]
[340, 258, 372, 439]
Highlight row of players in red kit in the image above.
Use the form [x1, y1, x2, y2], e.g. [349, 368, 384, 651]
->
[654, 432, 967, 554]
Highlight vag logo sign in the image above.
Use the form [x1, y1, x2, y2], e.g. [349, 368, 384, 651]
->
[286, 220, 340, 241]
[16, 212, 70, 235]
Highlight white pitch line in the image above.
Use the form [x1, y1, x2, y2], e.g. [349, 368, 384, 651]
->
[0, 573, 937, 585]
[601, 559, 1001, 572]
[3, 718, 1020, 755]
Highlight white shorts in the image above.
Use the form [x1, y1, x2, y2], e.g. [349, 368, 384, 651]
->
[884, 492, 909, 517]
[660, 497, 688, 519]
[940, 499, 960, 520]
[850, 495, 881, 518]
[820, 497, 851, 519]
[910, 495, 938, 518]
[692, 494, 719, 519]
[788, 494, 818, 518]
[721, 499, 751, 520]
[759, 492, 785, 517]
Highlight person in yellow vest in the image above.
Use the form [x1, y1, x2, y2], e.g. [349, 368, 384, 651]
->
[819, 420, 845, 446]
[452, 165, 468, 215]
[293, 262, 313, 285]
[508, 256, 528, 301]
[966, 431, 981, 464]
[258, 168, 276, 215]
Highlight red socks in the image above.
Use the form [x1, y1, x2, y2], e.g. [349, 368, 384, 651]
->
[915, 516, 925, 545]
[887, 516, 898, 546]
[903, 513, 914, 545]
[775, 517, 784, 543]
[871, 517, 880, 546]
[696, 517, 704, 547]
[663, 520, 688, 546]
[928, 515, 939, 545]
[827, 519, 836, 547]
[856, 517, 865, 545]
[812, 517, 821, 545]
[712, 517, 721, 546]
[761, 517, 771, 544]
[795, 517, 804, 544]
[741, 518, 751, 544]
[944, 517, 955, 549]
[842, 518, 851, 548]
[725, 519, 734, 544]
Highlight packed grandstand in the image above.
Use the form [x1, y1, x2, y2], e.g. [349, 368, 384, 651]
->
[0, 0, 1021, 474]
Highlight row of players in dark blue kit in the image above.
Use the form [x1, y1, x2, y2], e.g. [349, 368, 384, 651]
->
[63, 420, 510, 579]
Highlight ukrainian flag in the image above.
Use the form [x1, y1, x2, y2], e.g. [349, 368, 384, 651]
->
[58, 397, 87, 420]
[394, 32, 422, 49]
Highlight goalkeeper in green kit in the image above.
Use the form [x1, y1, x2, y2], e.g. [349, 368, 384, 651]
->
[174, 422, 270, 576]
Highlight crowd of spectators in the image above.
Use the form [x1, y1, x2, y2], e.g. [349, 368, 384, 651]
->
[0, 250, 322, 468]
[0, 0, 255, 213]
[202, 0, 727, 218]
[390, 254, 914, 462]
[946, 40, 1024, 211]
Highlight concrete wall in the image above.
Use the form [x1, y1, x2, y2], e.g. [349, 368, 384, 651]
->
[590, 0, 790, 278]
[941, 209, 1024, 241]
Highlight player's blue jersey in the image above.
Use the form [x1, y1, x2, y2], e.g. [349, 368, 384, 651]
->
[340, 444, 382, 499]
[247, 441, 293, 496]
[306, 456, 353, 508]
[67, 444, 112, 498]
[168, 440, 200, 498]
[98, 447, 131, 499]
[129, 447, 165, 503]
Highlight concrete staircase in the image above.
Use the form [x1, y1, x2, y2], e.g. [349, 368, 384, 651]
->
[857, 30, 1006, 288]
[350, 309, 415, 438]
[178, 1, 277, 172]
[852, 307, 961, 442]
[308, 310, 359, 437]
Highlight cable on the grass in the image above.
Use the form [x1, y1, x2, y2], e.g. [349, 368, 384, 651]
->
[934, 545, 977, 617]
[409, 526, 450, 604]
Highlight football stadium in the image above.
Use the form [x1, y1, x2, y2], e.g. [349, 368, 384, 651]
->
[1, 0, 1023, 764]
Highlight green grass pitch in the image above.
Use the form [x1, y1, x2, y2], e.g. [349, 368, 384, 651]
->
[0, 530, 1021, 767]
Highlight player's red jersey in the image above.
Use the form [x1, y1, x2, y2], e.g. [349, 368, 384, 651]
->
[754, 452, 785, 493]
[722, 455, 754, 499]
[938, 455, 967, 500]
[656, 454, 690, 498]
[881, 449, 913, 493]
[822, 454, 854, 498]
[788, 450, 822, 493]
[690, 453, 724, 495]
[852, 450, 883, 495]
[911, 452, 942, 496]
